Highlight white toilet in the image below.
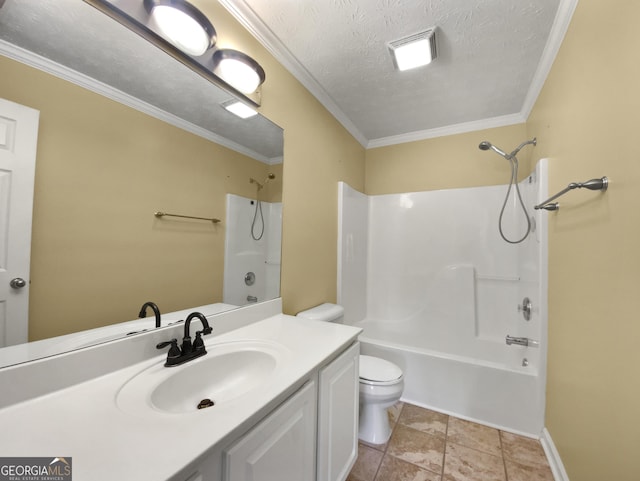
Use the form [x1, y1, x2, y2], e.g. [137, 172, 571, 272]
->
[296, 303, 404, 445]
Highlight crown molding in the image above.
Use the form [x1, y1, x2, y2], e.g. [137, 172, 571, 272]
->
[520, 0, 579, 119]
[0, 39, 273, 164]
[367, 113, 526, 149]
[218, 0, 369, 148]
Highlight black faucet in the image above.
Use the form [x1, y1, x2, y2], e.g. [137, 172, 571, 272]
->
[156, 311, 213, 367]
[138, 301, 161, 328]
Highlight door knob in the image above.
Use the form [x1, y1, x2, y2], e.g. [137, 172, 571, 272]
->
[10, 278, 26, 289]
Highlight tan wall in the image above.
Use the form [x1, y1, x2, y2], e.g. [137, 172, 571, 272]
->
[527, 1, 640, 479]
[197, 2, 366, 316]
[365, 123, 530, 194]
[0, 56, 274, 340]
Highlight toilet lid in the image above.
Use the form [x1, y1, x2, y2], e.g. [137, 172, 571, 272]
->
[359, 355, 402, 383]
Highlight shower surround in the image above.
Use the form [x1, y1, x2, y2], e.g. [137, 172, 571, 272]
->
[338, 160, 549, 436]
[224, 194, 282, 306]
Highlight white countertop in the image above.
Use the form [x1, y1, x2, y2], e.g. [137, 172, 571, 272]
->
[0, 314, 361, 480]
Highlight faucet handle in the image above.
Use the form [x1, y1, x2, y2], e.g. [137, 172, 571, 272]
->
[157, 339, 181, 357]
[193, 331, 207, 352]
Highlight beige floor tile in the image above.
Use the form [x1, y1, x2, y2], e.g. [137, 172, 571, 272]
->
[349, 444, 385, 481]
[397, 404, 448, 439]
[446, 417, 501, 456]
[443, 442, 506, 481]
[500, 432, 549, 469]
[375, 454, 442, 481]
[504, 459, 554, 481]
[387, 424, 446, 473]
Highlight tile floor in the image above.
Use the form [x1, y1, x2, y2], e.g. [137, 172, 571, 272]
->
[347, 402, 554, 481]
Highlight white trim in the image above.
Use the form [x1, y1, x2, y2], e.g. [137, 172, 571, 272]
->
[520, 0, 579, 119]
[541, 427, 571, 481]
[217, 0, 369, 148]
[367, 113, 526, 149]
[0, 40, 274, 164]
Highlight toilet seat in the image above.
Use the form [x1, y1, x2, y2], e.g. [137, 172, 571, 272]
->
[359, 355, 403, 386]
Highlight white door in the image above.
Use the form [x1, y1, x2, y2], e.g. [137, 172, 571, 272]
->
[0, 98, 39, 347]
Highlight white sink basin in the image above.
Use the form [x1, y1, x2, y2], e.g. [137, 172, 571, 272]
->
[117, 340, 290, 415]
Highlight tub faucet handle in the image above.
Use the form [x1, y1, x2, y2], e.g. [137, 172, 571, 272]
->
[517, 297, 532, 321]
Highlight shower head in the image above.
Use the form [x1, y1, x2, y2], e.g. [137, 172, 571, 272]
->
[478, 141, 511, 160]
[478, 137, 536, 161]
[250, 173, 276, 191]
[249, 177, 264, 190]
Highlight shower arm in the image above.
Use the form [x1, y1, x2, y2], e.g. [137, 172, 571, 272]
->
[534, 177, 608, 211]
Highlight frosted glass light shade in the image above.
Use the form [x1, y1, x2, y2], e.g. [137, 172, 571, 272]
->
[389, 28, 437, 71]
[145, 0, 216, 56]
[212, 49, 266, 94]
[223, 100, 258, 119]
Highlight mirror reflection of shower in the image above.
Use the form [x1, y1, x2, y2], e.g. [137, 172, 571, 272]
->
[224, 189, 282, 306]
[249, 173, 276, 240]
[478, 138, 536, 244]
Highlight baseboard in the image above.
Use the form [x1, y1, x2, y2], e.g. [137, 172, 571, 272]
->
[540, 428, 570, 481]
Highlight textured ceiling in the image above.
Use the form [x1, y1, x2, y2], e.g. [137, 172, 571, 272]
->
[0, 0, 283, 162]
[0, 0, 572, 153]
[217, 0, 568, 147]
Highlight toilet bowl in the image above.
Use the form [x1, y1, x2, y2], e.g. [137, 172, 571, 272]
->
[296, 303, 404, 445]
[358, 354, 404, 444]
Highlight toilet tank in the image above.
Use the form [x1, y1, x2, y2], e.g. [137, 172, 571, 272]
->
[296, 303, 344, 324]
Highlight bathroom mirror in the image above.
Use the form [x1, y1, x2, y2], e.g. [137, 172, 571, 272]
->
[0, 0, 283, 367]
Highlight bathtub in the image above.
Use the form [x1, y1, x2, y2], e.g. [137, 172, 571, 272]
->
[355, 316, 545, 437]
[338, 160, 549, 437]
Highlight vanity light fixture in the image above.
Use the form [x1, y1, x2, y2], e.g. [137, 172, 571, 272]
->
[144, 0, 216, 56]
[84, 0, 265, 106]
[212, 49, 266, 95]
[388, 28, 437, 71]
[222, 100, 258, 119]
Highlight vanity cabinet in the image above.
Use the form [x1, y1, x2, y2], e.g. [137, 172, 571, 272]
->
[179, 341, 360, 481]
[317, 342, 359, 481]
[223, 380, 317, 481]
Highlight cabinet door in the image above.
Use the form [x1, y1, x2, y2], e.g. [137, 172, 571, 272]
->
[223, 381, 317, 481]
[317, 342, 360, 481]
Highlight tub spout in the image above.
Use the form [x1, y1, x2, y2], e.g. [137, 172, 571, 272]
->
[506, 335, 531, 347]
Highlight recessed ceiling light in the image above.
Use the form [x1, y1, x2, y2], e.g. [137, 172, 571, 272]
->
[144, 0, 216, 56]
[388, 28, 437, 71]
[212, 49, 266, 94]
[222, 100, 258, 119]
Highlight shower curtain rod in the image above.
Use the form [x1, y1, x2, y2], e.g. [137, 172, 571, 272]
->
[154, 211, 221, 223]
[534, 176, 608, 211]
